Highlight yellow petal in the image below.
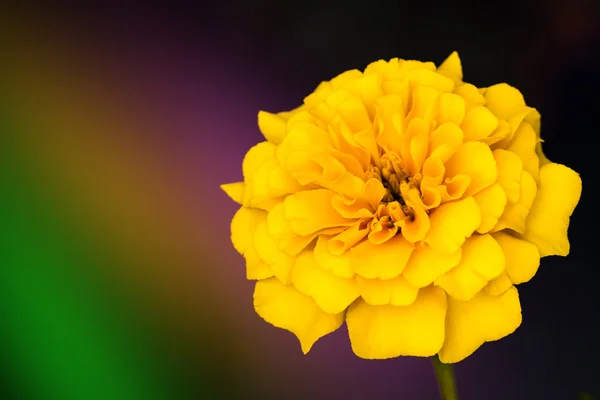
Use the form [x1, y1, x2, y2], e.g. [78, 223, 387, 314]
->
[336, 95, 373, 133]
[481, 119, 511, 146]
[402, 243, 462, 288]
[243, 142, 276, 181]
[434, 234, 505, 301]
[492, 170, 537, 233]
[410, 132, 429, 173]
[374, 94, 406, 154]
[439, 174, 471, 203]
[461, 106, 499, 142]
[406, 68, 455, 93]
[437, 51, 463, 82]
[435, 93, 466, 125]
[453, 83, 485, 107]
[438, 286, 522, 363]
[506, 121, 540, 181]
[407, 85, 439, 124]
[422, 155, 446, 188]
[350, 235, 415, 279]
[292, 251, 360, 314]
[243, 240, 274, 280]
[346, 286, 447, 359]
[341, 73, 384, 116]
[221, 182, 245, 204]
[492, 232, 540, 284]
[279, 230, 340, 256]
[327, 220, 371, 256]
[284, 189, 355, 235]
[484, 272, 513, 296]
[473, 183, 507, 234]
[242, 141, 304, 206]
[254, 278, 344, 354]
[521, 163, 582, 257]
[231, 207, 266, 254]
[229, 208, 275, 280]
[484, 83, 527, 120]
[424, 197, 481, 254]
[313, 235, 355, 278]
[429, 122, 463, 156]
[444, 141, 497, 197]
[494, 149, 523, 203]
[253, 221, 295, 285]
[399, 206, 431, 243]
[258, 111, 287, 144]
[356, 275, 419, 306]
[267, 202, 296, 240]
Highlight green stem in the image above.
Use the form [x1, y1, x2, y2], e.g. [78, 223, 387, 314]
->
[431, 355, 459, 400]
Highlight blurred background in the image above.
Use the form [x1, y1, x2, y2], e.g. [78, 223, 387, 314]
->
[1, 1, 598, 399]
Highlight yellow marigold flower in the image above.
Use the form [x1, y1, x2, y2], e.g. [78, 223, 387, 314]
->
[221, 52, 582, 364]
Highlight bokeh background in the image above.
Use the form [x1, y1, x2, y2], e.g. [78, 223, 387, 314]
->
[1, 1, 599, 399]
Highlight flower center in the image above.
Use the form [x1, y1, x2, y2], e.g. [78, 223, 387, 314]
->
[367, 151, 422, 220]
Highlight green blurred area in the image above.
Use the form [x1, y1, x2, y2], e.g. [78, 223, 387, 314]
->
[0, 111, 239, 400]
[1, 113, 162, 399]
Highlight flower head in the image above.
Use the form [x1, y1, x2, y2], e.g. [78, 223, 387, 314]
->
[222, 52, 582, 363]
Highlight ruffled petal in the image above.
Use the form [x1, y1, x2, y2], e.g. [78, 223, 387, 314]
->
[355, 275, 419, 306]
[492, 232, 540, 284]
[444, 141, 497, 197]
[424, 197, 481, 254]
[242, 141, 304, 207]
[438, 286, 522, 363]
[313, 235, 355, 278]
[253, 221, 295, 284]
[506, 121, 540, 181]
[292, 251, 360, 314]
[494, 149, 523, 204]
[484, 272, 513, 296]
[346, 286, 447, 359]
[402, 243, 462, 288]
[254, 278, 345, 354]
[461, 106, 499, 142]
[434, 234, 505, 301]
[521, 163, 582, 257]
[473, 183, 507, 234]
[284, 189, 355, 235]
[492, 170, 537, 234]
[231, 207, 266, 254]
[434, 94, 465, 126]
[350, 235, 415, 279]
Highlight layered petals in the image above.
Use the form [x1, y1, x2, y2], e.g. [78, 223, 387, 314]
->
[434, 234, 505, 301]
[355, 275, 419, 306]
[351, 234, 414, 279]
[292, 251, 360, 314]
[424, 197, 481, 254]
[224, 52, 580, 361]
[492, 232, 540, 284]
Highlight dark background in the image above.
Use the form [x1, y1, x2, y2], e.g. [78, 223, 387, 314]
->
[1, 1, 599, 399]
